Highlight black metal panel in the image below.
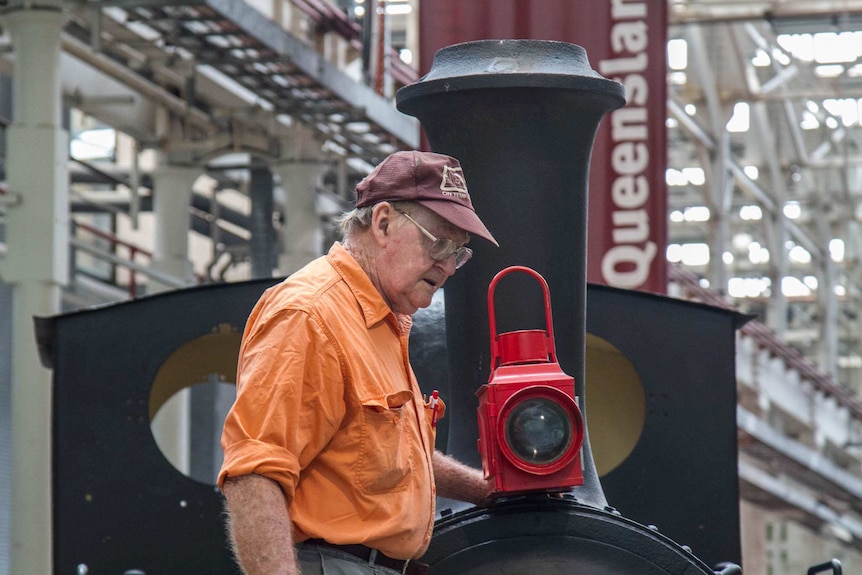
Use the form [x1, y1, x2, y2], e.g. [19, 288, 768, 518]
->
[39, 279, 278, 575]
[586, 283, 748, 568]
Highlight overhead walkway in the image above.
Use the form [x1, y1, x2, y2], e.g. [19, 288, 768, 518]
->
[59, 0, 418, 165]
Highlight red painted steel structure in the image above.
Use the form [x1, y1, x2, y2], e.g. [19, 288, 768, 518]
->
[418, 0, 668, 293]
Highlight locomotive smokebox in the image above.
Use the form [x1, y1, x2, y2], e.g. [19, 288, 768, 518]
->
[397, 39, 625, 507]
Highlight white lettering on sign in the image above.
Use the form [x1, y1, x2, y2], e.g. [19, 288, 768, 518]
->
[597, 0, 657, 289]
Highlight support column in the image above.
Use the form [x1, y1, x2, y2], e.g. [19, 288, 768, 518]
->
[846, 218, 862, 393]
[148, 156, 198, 475]
[250, 166, 276, 279]
[149, 157, 197, 293]
[275, 127, 325, 275]
[751, 101, 789, 337]
[814, 192, 838, 380]
[686, 24, 732, 296]
[0, 3, 68, 573]
[274, 163, 323, 274]
[0, 282, 12, 575]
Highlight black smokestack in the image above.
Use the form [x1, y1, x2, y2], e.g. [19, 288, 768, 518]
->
[397, 39, 625, 507]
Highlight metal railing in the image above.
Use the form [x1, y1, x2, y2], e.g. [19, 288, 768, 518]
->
[70, 219, 190, 300]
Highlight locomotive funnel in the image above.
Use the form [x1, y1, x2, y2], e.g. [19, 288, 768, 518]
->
[397, 39, 625, 508]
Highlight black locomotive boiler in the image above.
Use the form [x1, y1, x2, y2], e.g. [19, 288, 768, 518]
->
[37, 40, 752, 574]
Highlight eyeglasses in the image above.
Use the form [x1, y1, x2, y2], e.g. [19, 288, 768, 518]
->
[396, 209, 473, 269]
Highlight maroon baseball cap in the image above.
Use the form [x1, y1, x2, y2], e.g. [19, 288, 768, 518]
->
[355, 151, 499, 246]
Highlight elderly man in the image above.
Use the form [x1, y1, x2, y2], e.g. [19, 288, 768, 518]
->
[218, 151, 499, 575]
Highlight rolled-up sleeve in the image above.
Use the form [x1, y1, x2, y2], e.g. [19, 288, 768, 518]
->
[218, 303, 345, 504]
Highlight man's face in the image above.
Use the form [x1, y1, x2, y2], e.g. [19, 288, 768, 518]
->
[374, 204, 470, 315]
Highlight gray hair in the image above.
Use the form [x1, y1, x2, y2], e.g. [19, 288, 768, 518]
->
[335, 206, 375, 240]
[335, 200, 415, 240]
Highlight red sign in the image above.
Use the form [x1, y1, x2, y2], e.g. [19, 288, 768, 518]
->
[418, 0, 667, 293]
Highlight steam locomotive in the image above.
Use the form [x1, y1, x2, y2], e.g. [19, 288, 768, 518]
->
[38, 40, 777, 574]
[39, 260, 748, 574]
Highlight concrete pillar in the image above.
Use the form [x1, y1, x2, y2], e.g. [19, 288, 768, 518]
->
[149, 157, 197, 293]
[275, 163, 323, 274]
[0, 3, 67, 573]
[148, 157, 198, 475]
[274, 127, 325, 274]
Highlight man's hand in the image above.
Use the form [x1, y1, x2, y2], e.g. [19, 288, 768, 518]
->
[222, 474, 299, 575]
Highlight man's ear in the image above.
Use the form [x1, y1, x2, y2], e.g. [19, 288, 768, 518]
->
[370, 202, 393, 246]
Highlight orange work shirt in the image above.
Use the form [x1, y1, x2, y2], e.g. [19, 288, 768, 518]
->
[218, 242, 444, 560]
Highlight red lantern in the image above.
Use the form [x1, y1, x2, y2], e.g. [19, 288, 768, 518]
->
[477, 266, 585, 495]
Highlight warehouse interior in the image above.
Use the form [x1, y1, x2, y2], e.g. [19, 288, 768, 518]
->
[3, 0, 862, 573]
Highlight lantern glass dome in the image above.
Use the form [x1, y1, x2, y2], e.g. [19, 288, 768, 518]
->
[504, 397, 573, 465]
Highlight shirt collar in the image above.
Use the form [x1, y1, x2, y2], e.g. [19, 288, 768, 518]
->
[327, 242, 411, 332]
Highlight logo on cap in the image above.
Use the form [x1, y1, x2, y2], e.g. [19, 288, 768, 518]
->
[440, 166, 469, 199]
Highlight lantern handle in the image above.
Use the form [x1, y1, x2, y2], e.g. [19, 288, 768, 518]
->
[487, 265, 557, 368]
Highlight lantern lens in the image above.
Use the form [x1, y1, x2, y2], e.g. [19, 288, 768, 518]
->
[504, 397, 573, 465]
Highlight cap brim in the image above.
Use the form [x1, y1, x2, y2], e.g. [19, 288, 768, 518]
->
[417, 200, 499, 247]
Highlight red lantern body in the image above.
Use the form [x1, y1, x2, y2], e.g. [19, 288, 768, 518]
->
[477, 267, 585, 495]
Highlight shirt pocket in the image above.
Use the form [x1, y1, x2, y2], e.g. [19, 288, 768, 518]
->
[355, 390, 415, 494]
